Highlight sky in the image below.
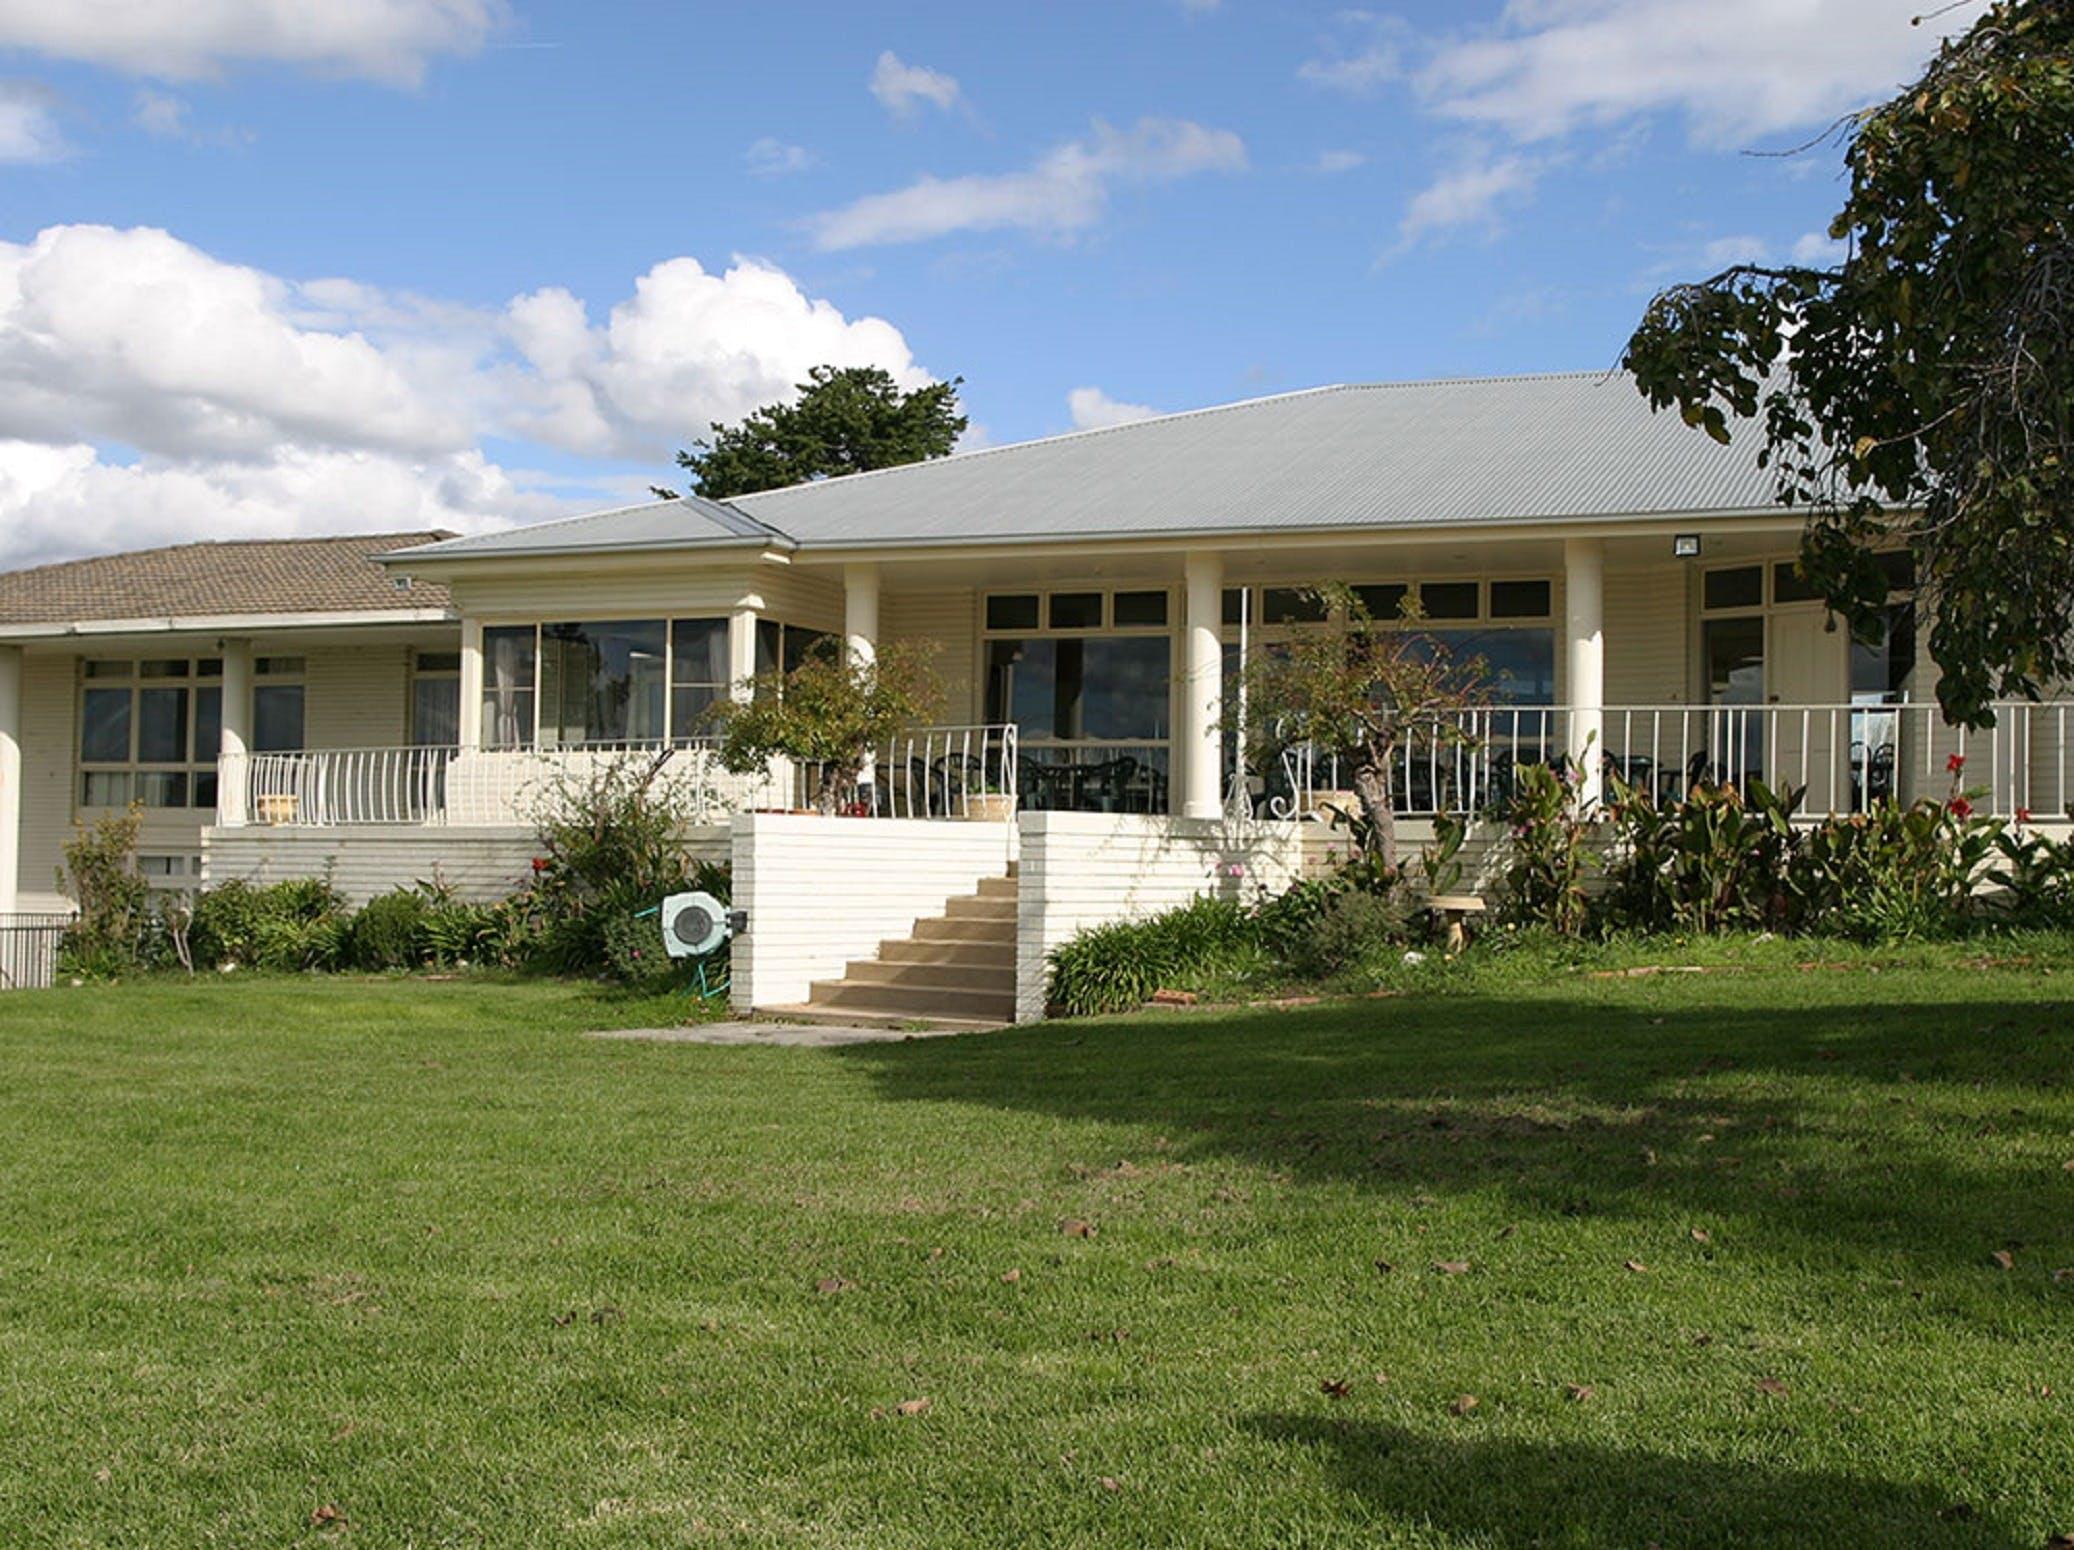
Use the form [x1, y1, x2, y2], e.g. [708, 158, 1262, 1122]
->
[0, 0, 1967, 570]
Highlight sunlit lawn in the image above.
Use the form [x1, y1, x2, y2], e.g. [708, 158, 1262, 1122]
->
[0, 943, 2068, 1546]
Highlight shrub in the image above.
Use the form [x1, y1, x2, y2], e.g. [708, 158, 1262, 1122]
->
[350, 888, 430, 970]
[189, 877, 349, 971]
[1496, 762, 1593, 934]
[1293, 888, 1415, 979]
[1047, 895, 1258, 1017]
[57, 807, 156, 977]
[1603, 776, 1800, 934]
[528, 756, 706, 978]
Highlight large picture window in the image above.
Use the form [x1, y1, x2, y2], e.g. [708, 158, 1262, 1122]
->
[78, 657, 224, 809]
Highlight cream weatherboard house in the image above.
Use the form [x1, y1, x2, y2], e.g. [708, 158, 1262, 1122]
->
[2, 373, 2067, 1016]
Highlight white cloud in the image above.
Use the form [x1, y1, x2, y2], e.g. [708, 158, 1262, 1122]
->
[869, 50, 962, 118]
[1700, 233, 1770, 267]
[0, 0, 502, 85]
[0, 80, 64, 162]
[1067, 387, 1159, 430]
[1314, 149, 1366, 175]
[0, 224, 936, 567]
[1415, 0, 1969, 147]
[131, 89, 187, 137]
[744, 137, 814, 177]
[1792, 229, 1849, 266]
[1391, 155, 1537, 253]
[809, 117, 1247, 249]
[1298, 13, 1407, 95]
[1177, 0, 1221, 12]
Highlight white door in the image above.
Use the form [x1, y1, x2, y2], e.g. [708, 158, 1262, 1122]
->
[1768, 610, 1847, 808]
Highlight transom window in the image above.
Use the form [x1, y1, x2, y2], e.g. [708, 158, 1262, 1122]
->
[78, 657, 224, 810]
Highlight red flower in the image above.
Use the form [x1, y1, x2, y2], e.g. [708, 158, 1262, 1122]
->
[1946, 752, 1966, 774]
[2016, 807, 2033, 825]
[1948, 796, 1974, 820]
[530, 856, 550, 873]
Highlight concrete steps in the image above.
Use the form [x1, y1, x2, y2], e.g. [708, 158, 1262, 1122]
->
[786, 867, 1018, 1028]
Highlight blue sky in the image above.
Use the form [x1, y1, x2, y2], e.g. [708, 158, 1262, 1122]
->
[0, 0, 1958, 566]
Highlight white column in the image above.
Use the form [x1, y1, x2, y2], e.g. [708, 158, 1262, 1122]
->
[217, 638, 253, 828]
[1182, 550, 1225, 820]
[726, 607, 758, 703]
[1564, 536, 1605, 810]
[457, 617, 483, 750]
[844, 563, 880, 670]
[0, 645, 20, 916]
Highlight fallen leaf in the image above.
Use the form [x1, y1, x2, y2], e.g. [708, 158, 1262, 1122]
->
[2052, 1268, 2073, 1285]
[1449, 1394, 1479, 1416]
[893, 1397, 931, 1417]
[1372, 1258, 1394, 1276]
[1374, 1372, 1391, 1385]
[1566, 1383, 1596, 1403]
[816, 1276, 853, 1295]
[1001, 1269, 1021, 1284]
[551, 1309, 577, 1327]
[93, 1468, 111, 1485]
[2046, 1533, 2074, 1550]
[1755, 1376, 1789, 1397]
[1991, 1250, 2015, 1271]
[311, 1505, 346, 1528]
[1624, 1259, 1650, 1274]
[1148, 988, 1197, 1006]
[1434, 1260, 1470, 1276]
[590, 1304, 623, 1326]
[1099, 1476, 1122, 1493]
[1060, 1218, 1096, 1239]
[1689, 1228, 1712, 1244]
[1319, 1378, 1351, 1399]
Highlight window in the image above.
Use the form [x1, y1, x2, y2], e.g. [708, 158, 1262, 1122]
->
[538, 619, 667, 746]
[77, 656, 224, 809]
[482, 626, 537, 749]
[755, 619, 836, 680]
[1352, 583, 1409, 621]
[253, 657, 305, 754]
[985, 637, 1171, 740]
[671, 617, 730, 736]
[411, 650, 461, 747]
[1419, 581, 1480, 620]
[1704, 566, 1764, 611]
[1704, 617, 1767, 706]
[1415, 628, 1557, 706]
[1489, 579, 1552, 619]
[1048, 592, 1104, 630]
[1112, 590, 1169, 628]
[986, 594, 1040, 631]
[1262, 587, 1328, 624]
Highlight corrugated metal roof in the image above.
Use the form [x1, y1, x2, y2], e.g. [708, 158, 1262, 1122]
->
[394, 373, 1780, 564]
[0, 532, 454, 626]
[389, 492, 787, 560]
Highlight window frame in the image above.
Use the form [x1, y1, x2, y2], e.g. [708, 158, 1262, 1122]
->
[979, 586, 1178, 756]
[76, 655, 226, 811]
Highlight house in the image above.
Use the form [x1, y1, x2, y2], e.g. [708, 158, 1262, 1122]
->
[2, 373, 2066, 1013]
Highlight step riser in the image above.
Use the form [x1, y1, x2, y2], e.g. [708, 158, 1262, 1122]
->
[843, 961, 1015, 992]
[757, 1005, 1003, 1033]
[877, 939, 1011, 968]
[808, 981, 1015, 1018]
[943, 899, 1018, 923]
[911, 917, 1014, 945]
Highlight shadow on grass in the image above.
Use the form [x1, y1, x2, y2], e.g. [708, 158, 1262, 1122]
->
[835, 983, 2072, 1283]
[1249, 1414, 2025, 1547]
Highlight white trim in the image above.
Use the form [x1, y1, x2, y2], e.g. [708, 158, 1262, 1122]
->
[0, 607, 455, 643]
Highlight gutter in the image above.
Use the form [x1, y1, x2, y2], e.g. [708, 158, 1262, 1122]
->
[0, 606, 459, 644]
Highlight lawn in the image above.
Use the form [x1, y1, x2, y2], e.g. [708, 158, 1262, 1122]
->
[0, 943, 2068, 1547]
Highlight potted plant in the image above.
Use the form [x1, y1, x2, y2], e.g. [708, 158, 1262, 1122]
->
[962, 774, 1017, 823]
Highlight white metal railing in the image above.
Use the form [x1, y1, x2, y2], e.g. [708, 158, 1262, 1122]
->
[1260, 702, 2074, 822]
[221, 728, 1022, 829]
[799, 724, 1021, 819]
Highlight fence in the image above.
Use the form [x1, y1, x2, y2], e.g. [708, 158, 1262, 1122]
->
[0, 912, 68, 991]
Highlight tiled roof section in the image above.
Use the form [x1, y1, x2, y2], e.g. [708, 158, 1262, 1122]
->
[0, 532, 456, 626]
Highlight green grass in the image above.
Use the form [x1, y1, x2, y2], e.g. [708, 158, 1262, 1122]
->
[0, 945, 2069, 1547]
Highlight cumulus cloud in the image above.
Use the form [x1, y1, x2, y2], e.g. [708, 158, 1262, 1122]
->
[0, 0, 502, 84]
[1390, 155, 1537, 254]
[809, 117, 1247, 249]
[869, 51, 962, 117]
[1792, 229, 1850, 266]
[1067, 387, 1159, 430]
[744, 136, 814, 177]
[0, 80, 64, 162]
[0, 224, 935, 567]
[1313, 149, 1366, 175]
[1298, 13, 1408, 95]
[1415, 0, 1969, 147]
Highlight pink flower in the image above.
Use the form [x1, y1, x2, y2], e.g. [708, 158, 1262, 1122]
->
[1946, 753, 1966, 774]
[1948, 796, 1974, 820]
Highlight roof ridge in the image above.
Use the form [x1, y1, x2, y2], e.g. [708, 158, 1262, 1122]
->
[387, 493, 790, 557]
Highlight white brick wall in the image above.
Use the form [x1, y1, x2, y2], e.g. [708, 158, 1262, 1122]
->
[730, 813, 1015, 1012]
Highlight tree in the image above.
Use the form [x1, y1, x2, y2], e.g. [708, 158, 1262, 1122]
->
[1622, 0, 2072, 726]
[1241, 586, 1487, 875]
[658, 365, 967, 501]
[709, 637, 943, 814]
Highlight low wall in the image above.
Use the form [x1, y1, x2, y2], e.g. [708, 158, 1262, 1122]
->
[202, 823, 731, 906]
[731, 813, 1016, 1012]
[1015, 812, 1309, 1023]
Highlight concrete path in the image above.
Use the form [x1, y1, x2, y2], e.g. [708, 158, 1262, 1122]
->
[585, 1020, 987, 1048]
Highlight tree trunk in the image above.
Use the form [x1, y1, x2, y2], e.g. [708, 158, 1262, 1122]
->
[1350, 758, 1398, 877]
